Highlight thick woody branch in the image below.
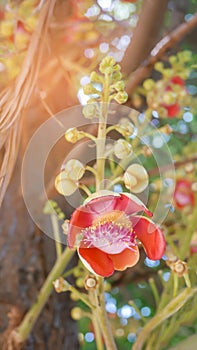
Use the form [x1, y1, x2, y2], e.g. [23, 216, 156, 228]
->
[126, 12, 197, 95]
[121, 0, 169, 75]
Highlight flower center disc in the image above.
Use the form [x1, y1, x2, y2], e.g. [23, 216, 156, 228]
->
[81, 211, 135, 254]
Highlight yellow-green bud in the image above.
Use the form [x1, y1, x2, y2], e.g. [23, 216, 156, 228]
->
[90, 71, 102, 83]
[112, 71, 122, 82]
[83, 103, 97, 119]
[99, 56, 116, 74]
[119, 118, 135, 136]
[178, 50, 192, 62]
[70, 292, 79, 301]
[71, 307, 83, 320]
[114, 139, 132, 159]
[163, 68, 173, 78]
[169, 55, 177, 64]
[83, 83, 99, 95]
[65, 128, 84, 143]
[114, 91, 128, 104]
[143, 79, 155, 91]
[154, 62, 164, 72]
[76, 277, 84, 288]
[163, 91, 176, 105]
[55, 172, 78, 196]
[124, 164, 149, 193]
[113, 81, 125, 91]
[64, 159, 85, 181]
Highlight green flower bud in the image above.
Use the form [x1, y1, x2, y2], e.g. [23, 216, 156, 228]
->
[76, 277, 84, 288]
[65, 128, 84, 143]
[154, 62, 164, 72]
[113, 81, 125, 91]
[114, 139, 132, 159]
[71, 307, 83, 320]
[178, 50, 192, 62]
[83, 103, 97, 119]
[99, 56, 116, 74]
[163, 91, 176, 105]
[143, 79, 155, 91]
[55, 172, 78, 196]
[83, 83, 99, 95]
[119, 118, 135, 136]
[90, 71, 102, 83]
[114, 91, 128, 104]
[43, 200, 55, 214]
[169, 55, 177, 64]
[124, 164, 149, 193]
[113, 64, 121, 71]
[112, 70, 122, 82]
[163, 68, 173, 78]
[64, 159, 85, 181]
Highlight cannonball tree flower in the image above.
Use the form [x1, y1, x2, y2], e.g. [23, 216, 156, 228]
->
[162, 76, 185, 118]
[174, 179, 195, 209]
[67, 192, 166, 277]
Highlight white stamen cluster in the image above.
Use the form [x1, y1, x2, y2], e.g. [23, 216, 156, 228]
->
[81, 221, 136, 250]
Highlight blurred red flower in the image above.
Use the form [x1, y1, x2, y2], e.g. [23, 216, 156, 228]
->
[163, 76, 185, 118]
[174, 179, 195, 209]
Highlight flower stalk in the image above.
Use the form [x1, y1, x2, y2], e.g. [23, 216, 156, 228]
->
[96, 277, 117, 350]
[132, 287, 197, 350]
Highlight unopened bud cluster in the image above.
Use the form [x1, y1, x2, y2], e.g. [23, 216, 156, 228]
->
[82, 55, 128, 109]
[132, 51, 193, 119]
[55, 159, 85, 196]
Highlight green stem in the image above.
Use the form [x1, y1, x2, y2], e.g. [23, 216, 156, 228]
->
[106, 176, 123, 190]
[93, 70, 117, 349]
[96, 73, 110, 192]
[96, 277, 117, 350]
[173, 274, 179, 297]
[14, 248, 75, 343]
[96, 116, 107, 191]
[85, 165, 98, 177]
[68, 285, 95, 310]
[149, 278, 160, 306]
[81, 131, 97, 142]
[78, 183, 92, 197]
[179, 203, 197, 260]
[51, 214, 62, 258]
[132, 287, 197, 350]
[89, 291, 104, 350]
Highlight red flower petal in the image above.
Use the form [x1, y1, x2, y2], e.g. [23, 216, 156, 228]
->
[68, 206, 95, 247]
[85, 195, 118, 214]
[174, 179, 195, 208]
[165, 103, 180, 118]
[78, 247, 114, 277]
[109, 247, 139, 271]
[131, 216, 166, 260]
[115, 193, 152, 217]
[170, 76, 185, 86]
